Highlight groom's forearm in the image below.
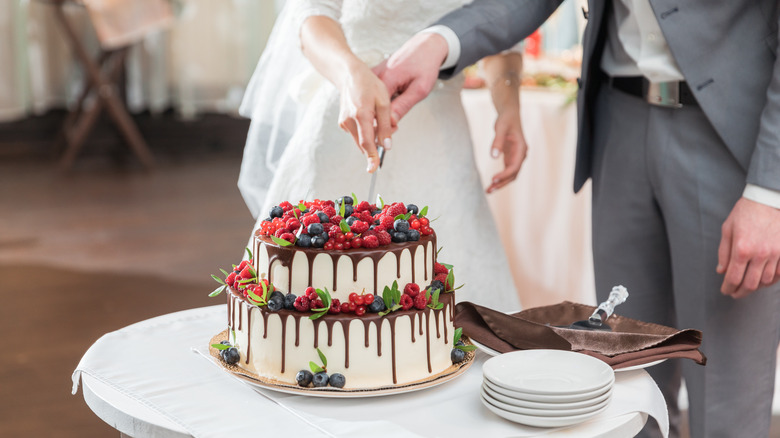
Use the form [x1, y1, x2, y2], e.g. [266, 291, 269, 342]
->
[433, 0, 563, 78]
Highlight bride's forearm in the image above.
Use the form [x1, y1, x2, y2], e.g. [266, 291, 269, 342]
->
[300, 16, 365, 89]
[483, 52, 523, 115]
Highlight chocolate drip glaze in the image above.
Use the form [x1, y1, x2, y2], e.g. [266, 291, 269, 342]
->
[226, 285, 454, 384]
[246, 307, 252, 364]
[255, 234, 436, 295]
[422, 242, 428, 280]
[238, 298, 243, 331]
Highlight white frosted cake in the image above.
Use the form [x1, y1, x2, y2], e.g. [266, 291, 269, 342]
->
[211, 197, 463, 390]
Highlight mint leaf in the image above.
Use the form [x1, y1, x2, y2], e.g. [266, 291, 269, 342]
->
[351, 192, 358, 205]
[339, 199, 346, 217]
[211, 343, 230, 351]
[209, 285, 226, 297]
[441, 263, 453, 270]
[309, 361, 324, 374]
[211, 274, 226, 285]
[309, 310, 327, 320]
[394, 214, 406, 221]
[446, 269, 455, 291]
[245, 247, 253, 261]
[316, 288, 332, 310]
[456, 345, 477, 352]
[219, 268, 230, 277]
[437, 247, 443, 256]
[317, 348, 328, 368]
[238, 277, 255, 284]
[271, 235, 294, 246]
[378, 195, 385, 208]
[454, 327, 463, 344]
[298, 202, 307, 212]
[339, 219, 351, 234]
[419, 206, 428, 217]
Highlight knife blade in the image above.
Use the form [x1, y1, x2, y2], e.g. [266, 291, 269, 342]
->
[366, 145, 386, 204]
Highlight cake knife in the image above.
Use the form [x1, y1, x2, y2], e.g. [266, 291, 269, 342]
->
[366, 145, 386, 204]
[564, 285, 629, 331]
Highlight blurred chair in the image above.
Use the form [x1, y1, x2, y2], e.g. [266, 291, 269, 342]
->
[44, 0, 173, 170]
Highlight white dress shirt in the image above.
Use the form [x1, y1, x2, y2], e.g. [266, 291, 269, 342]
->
[425, 3, 780, 208]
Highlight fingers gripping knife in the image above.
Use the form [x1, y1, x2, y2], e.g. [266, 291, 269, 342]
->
[567, 285, 630, 331]
[366, 145, 386, 204]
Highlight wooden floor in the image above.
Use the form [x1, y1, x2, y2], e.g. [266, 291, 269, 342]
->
[2, 111, 779, 437]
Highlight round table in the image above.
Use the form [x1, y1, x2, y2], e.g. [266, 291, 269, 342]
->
[73, 306, 657, 438]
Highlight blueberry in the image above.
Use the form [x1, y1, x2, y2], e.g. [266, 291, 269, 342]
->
[343, 205, 354, 218]
[337, 196, 354, 206]
[264, 217, 272, 222]
[307, 223, 324, 235]
[300, 208, 309, 215]
[316, 211, 329, 223]
[312, 371, 329, 387]
[329, 373, 346, 388]
[222, 347, 240, 364]
[406, 204, 419, 215]
[393, 219, 409, 232]
[296, 370, 313, 387]
[220, 340, 232, 346]
[427, 280, 444, 295]
[283, 293, 297, 310]
[267, 296, 284, 311]
[406, 229, 420, 241]
[346, 216, 357, 226]
[369, 225, 376, 230]
[270, 206, 284, 218]
[319, 232, 329, 242]
[451, 348, 466, 363]
[311, 236, 326, 248]
[391, 231, 408, 243]
[297, 234, 312, 247]
[367, 295, 387, 313]
[270, 291, 285, 301]
[455, 340, 465, 347]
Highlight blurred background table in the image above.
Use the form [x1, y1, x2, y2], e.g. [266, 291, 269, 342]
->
[463, 86, 595, 309]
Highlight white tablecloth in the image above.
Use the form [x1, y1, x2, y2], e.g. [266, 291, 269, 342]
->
[72, 305, 668, 438]
[463, 88, 595, 309]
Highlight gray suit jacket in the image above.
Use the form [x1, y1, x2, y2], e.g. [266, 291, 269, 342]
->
[437, 0, 780, 193]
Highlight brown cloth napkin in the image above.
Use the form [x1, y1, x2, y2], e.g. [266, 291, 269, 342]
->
[456, 301, 707, 369]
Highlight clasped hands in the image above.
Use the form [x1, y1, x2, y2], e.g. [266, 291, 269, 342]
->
[339, 32, 525, 193]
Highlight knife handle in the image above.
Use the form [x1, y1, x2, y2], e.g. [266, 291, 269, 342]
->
[589, 285, 629, 326]
[377, 145, 386, 168]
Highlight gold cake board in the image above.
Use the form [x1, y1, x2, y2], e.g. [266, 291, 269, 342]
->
[208, 329, 475, 398]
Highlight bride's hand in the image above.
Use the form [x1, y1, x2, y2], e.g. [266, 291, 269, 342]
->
[487, 108, 528, 193]
[337, 63, 394, 173]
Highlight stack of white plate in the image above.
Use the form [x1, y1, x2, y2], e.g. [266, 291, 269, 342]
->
[481, 350, 615, 428]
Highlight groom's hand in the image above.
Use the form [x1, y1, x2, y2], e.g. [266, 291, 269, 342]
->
[374, 32, 449, 122]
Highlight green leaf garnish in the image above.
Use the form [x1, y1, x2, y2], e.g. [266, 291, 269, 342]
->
[454, 327, 462, 343]
[211, 343, 230, 351]
[238, 277, 255, 284]
[379, 281, 402, 316]
[309, 361, 324, 374]
[441, 263, 453, 270]
[339, 219, 351, 234]
[427, 288, 444, 310]
[446, 269, 455, 292]
[394, 214, 406, 221]
[219, 268, 230, 277]
[271, 235, 294, 247]
[419, 206, 428, 217]
[245, 247, 253, 261]
[351, 192, 358, 205]
[436, 247, 443, 256]
[339, 198, 346, 217]
[211, 274, 226, 285]
[209, 285, 226, 297]
[317, 347, 328, 368]
[298, 202, 307, 212]
[378, 195, 385, 208]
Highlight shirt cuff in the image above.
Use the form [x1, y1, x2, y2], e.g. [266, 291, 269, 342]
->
[418, 25, 461, 70]
[743, 184, 780, 209]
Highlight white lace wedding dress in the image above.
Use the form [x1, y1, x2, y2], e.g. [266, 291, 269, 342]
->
[238, 0, 521, 311]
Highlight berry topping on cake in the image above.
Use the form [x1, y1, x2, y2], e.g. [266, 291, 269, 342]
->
[329, 373, 346, 388]
[312, 372, 329, 387]
[403, 283, 420, 298]
[296, 370, 313, 387]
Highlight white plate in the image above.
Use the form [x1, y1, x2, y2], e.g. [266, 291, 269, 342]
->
[481, 393, 609, 428]
[483, 350, 614, 395]
[480, 386, 610, 417]
[470, 339, 501, 356]
[482, 380, 613, 410]
[483, 375, 612, 403]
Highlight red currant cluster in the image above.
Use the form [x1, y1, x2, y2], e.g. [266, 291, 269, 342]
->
[258, 197, 434, 250]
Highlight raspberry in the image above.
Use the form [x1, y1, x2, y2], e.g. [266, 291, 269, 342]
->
[362, 235, 379, 248]
[376, 230, 392, 246]
[400, 294, 414, 310]
[226, 272, 237, 287]
[286, 218, 301, 231]
[274, 228, 286, 238]
[279, 232, 296, 244]
[357, 211, 374, 223]
[305, 287, 318, 300]
[279, 201, 293, 211]
[387, 202, 407, 218]
[239, 265, 254, 279]
[404, 283, 420, 298]
[350, 220, 369, 234]
[379, 215, 395, 230]
[293, 296, 310, 312]
[237, 260, 250, 271]
[323, 206, 337, 217]
[330, 215, 344, 226]
[328, 299, 341, 314]
[355, 200, 372, 212]
[414, 292, 428, 310]
[311, 299, 324, 309]
[434, 263, 449, 275]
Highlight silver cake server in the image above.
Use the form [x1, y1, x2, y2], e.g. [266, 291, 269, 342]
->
[565, 285, 629, 331]
[366, 145, 386, 204]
